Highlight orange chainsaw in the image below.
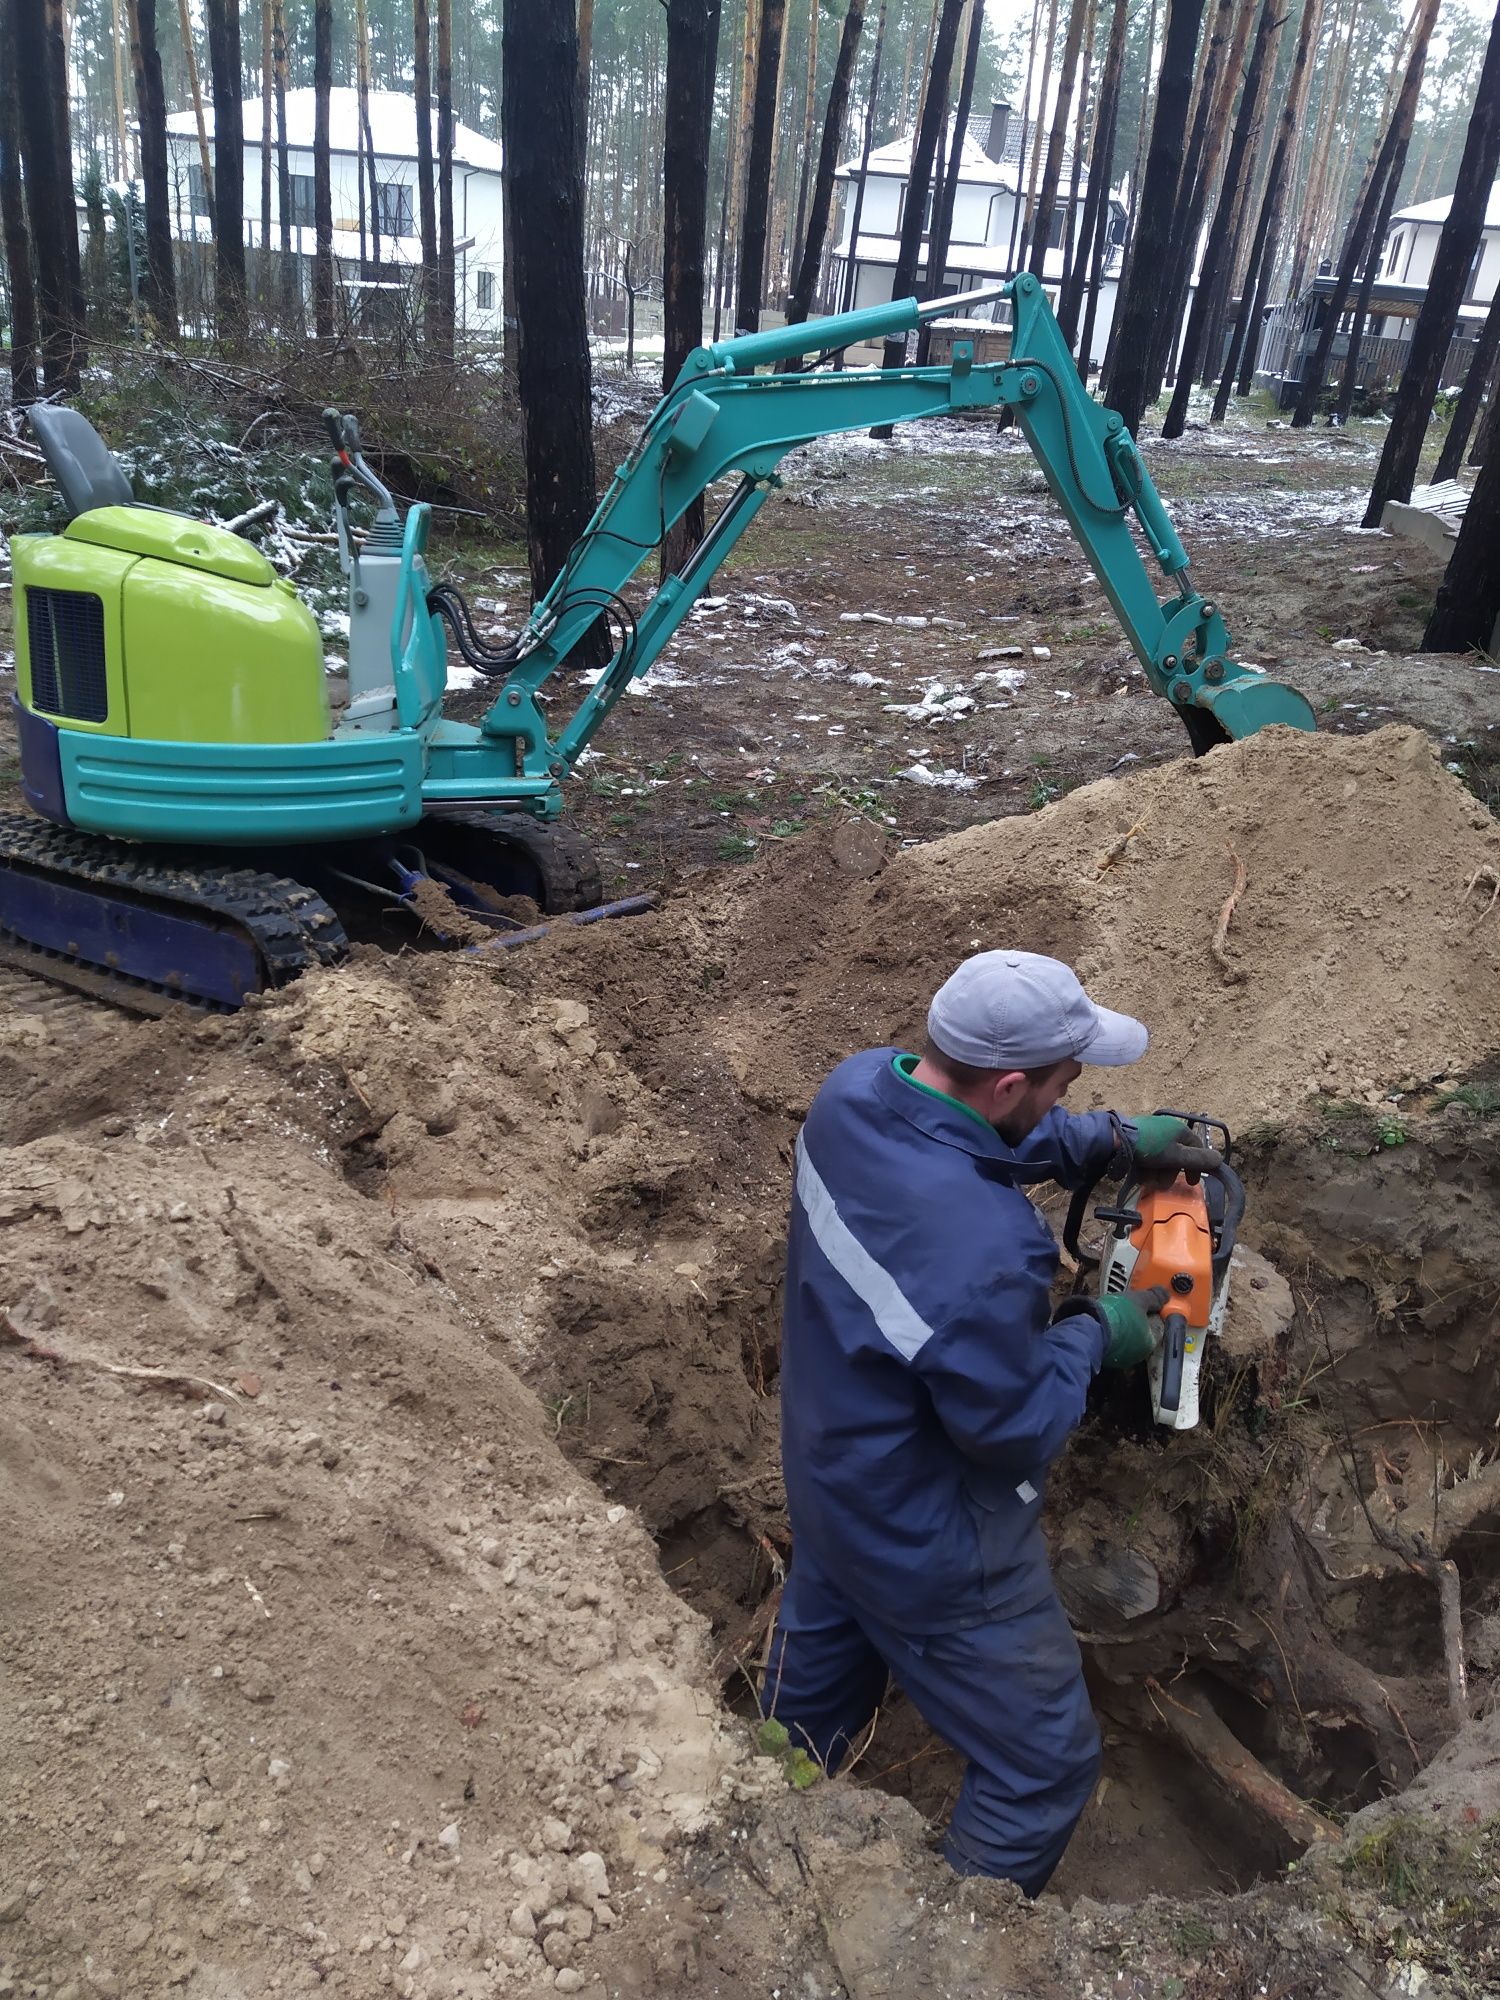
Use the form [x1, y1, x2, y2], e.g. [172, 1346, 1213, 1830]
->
[1063, 1114, 1244, 1430]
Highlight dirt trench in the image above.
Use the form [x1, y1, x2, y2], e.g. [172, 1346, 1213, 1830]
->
[4, 725, 1500, 1998]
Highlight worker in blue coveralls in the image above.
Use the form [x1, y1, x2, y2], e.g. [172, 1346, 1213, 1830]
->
[764, 948, 1220, 1894]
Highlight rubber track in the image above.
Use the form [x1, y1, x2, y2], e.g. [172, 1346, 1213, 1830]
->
[0, 811, 348, 1002]
[420, 806, 604, 914]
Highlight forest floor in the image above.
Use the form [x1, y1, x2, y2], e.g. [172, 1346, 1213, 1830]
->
[3, 383, 1500, 2000]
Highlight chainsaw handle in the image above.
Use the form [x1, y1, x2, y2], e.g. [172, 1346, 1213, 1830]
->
[1157, 1311, 1187, 1415]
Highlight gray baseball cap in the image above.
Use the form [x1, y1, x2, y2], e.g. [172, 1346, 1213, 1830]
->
[927, 949, 1148, 1070]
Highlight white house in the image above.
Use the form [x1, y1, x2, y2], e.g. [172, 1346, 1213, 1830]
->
[1377, 179, 1500, 321]
[830, 100, 1126, 365]
[163, 88, 504, 335]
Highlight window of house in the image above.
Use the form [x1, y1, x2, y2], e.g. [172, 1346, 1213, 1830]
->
[476, 269, 496, 310]
[187, 163, 211, 221]
[897, 179, 937, 234]
[288, 173, 317, 231]
[377, 181, 413, 238]
[1383, 229, 1403, 277]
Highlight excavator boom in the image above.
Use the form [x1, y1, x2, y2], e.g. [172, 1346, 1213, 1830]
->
[455, 274, 1313, 794]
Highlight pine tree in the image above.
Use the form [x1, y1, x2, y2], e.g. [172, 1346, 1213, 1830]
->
[1434, 287, 1500, 483]
[313, 0, 334, 336]
[662, 0, 724, 570]
[13, 0, 87, 389]
[0, 0, 39, 401]
[1364, 0, 1500, 525]
[1421, 440, 1500, 653]
[127, 0, 178, 335]
[435, 0, 455, 351]
[736, 0, 788, 334]
[205, 0, 245, 335]
[789, 0, 866, 325]
[501, 0, 608, 666]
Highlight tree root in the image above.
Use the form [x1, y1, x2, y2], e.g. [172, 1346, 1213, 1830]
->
[1143, 1675, 1340, 1853]
[1210, 846, 1248, 982]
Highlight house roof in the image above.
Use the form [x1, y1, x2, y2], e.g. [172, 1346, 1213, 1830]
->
[838, 121, 1015, 192]
[1390, 180, 1500, 228]
[165, 88, 503, 174]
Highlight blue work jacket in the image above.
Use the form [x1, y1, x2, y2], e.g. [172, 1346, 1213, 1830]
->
[780, 1047, 1131, 1632]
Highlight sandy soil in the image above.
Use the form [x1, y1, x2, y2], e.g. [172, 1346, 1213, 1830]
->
[4, 401, 1500, 2000]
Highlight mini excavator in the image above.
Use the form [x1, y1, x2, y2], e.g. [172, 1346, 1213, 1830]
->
[2, 275, 1314, 1011]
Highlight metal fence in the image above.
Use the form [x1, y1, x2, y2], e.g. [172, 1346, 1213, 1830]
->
[1254, 298, 1481, 408]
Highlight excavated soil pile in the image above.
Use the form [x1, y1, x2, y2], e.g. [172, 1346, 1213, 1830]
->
[664, 724, 1500, 1128]
[0, 978, 766, 2000]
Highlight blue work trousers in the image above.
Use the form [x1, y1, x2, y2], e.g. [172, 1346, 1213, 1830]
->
[763, 1548, 1100, 1894]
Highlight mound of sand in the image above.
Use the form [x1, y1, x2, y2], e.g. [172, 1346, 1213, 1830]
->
[678, 725, 1500, 1129]
[0, 970, 760, 1999]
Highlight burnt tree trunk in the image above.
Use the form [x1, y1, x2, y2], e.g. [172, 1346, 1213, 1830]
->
[127, 0, 178, 334]
[1026, 0, 1092, 275]
[435, 0, 455, 352]
[357, 0, 382, 275]
[1058, 0, 1099, 299]
[838, 0, 887, 312]
[1066, 0, 1128, 361]
[0, 0, 39, 403]
[1292, 0, 1439, 428]
[1364, 0, 1500, 526]
[1162, 0, 1279, 435]
[662, 0, 724, 571]
[414, 0, 440, 327]
[205, 0, 245, 337]
[1435, 286, 1500, 482]
[1148, 0, 1256, 403]
[872, 0, 964, 424]
[735, 0, 787, 335]
[1422, 441, 1500, 652]
[260, 0, 272, 258]
[918, 0, 982, 355]
[1211, 0, 1321, 419]
[13, 0, 85, 390]
[313, 0, 334, 337]
[1102, 0, 1207, 434]
[789, 0, 865, 327]
[501, 0, 608, 667]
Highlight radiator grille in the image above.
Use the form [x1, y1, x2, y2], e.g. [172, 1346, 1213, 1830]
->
[26, 588, 109, 724]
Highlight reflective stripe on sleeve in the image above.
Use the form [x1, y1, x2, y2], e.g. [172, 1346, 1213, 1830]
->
[794, 1132, 936, 1361]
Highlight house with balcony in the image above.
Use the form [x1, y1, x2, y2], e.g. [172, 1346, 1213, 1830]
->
[1254, 179, 1499, 407]
[829, 99, 1127, 365]
[163, 88, 503, 335]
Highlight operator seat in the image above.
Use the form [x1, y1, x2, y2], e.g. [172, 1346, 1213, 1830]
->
[27, 404, 135, 521]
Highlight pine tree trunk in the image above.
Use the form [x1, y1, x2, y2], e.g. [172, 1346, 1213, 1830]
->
[1471, 370, 1500, 464]
[576, 0, 595, 179]
[735, 0, 787, 334]
[1283, 0, 1357, 308]
[272, 0, 295, 322]
[1365, 0, 1500, 525]
[1435, 286, 1500, 481]
[662, 0, 724, 569]
[177, 0, 214, 201]
[1026, 0, 1092, 273]
[1020, 0, 1062, 254]
[501, 0, 608, 667]
[839, 0, 887, 312]
[205, 0, 245, 337]
[1061, 0, 1125, 350]
[1059, 0, 1099, 295]
[13, 0, 86, 390]
[414, 0, 440, 325]
[1005, 0, 1046, 269]
[259, 0, 272, 258]
[356, 0, 381, 274]
[111, 0, 133, 176]
[1421, 440, 1500, 653]
[1148, 0, 1255, 401]
[436, 0, 456, 351]
[712, 2, 746, 336]
[789, 0, 866, 324]
[1291, 0, 1438, 427]
[313, 0, 334, 337]
[920, 0, 981, 323]
[128, 0, 179, 335]
[1076, 16, 1125, 374]
[872, 0, 964, 413]
[1211, 0, 1321, 418]
[1101, 0, 1206, 434]
[0, 0, 39, 402]
[1163, 0, 1278, 434]
[791, 0, 821, 274]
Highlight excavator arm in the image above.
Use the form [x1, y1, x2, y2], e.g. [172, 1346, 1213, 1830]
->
[464, 274, 1313, 801]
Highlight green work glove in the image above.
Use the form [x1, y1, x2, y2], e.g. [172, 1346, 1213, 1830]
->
[1129, 1115, 1221, 1177]
[1097, 1286, 1170, 1369]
